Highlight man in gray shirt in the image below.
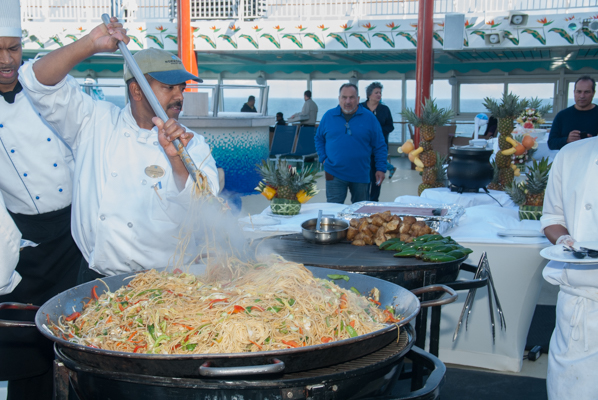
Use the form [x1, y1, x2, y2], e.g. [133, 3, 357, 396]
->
[290, 90, 318, 126]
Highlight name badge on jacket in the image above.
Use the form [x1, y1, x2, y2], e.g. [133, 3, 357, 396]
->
[145, 165, 165, 179]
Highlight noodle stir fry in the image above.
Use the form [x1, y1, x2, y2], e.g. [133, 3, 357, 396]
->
[50, 257, 400, 354]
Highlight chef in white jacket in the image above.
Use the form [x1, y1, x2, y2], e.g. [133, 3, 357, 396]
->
[0, 1, 82, 399]
[541, 135, 598, 399]
[19, 18, 219, 283]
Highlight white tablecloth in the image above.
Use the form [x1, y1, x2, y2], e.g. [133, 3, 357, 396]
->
[239, 203, 347, 233]
[417, 188, 515, 208]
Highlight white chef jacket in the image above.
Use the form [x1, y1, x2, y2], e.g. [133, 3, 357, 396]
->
[0, 192, 22, 295]
[540, 136, 598, 399]
[0, 84, 74, 215]
[19, 61, 220, 277]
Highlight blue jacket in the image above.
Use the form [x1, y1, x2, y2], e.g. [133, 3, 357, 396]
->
[315, 104, 387, 183]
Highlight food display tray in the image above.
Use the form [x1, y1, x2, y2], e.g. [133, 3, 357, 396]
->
[336, 202, 465, 235]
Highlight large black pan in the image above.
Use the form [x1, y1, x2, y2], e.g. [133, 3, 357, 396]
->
[0, 266, 455, 378]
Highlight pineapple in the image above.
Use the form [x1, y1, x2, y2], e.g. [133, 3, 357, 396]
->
[255, 160, 320, 202]
[498, 133, 514, 151]
[483, 93, 528, 136]
[498, 167, 514, 187]
[420, 151, 436, 167]
[420, 140, 433, 152]
[422, 168, 437, 185]
[421, 126, 435, 142]
[504, 181, 526, 206]
[487, 161, 502, 191]
[495, 153, 512, 168]
[276, 165, 297, 200]
[435, 152, 448, 183]
[524, 158, 551, 206]
[418, 183, 433, 196]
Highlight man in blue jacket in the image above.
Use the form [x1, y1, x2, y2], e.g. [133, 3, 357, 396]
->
[315, 83, 387, 203]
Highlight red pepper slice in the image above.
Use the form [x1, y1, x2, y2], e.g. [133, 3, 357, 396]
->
[208, 298, 229, 309]
[133, 344, 146, 353]
[369, 298, 381, 306]
[282, 340, 300, 348]
[173, 268, 183, 274]
[321, 336, 333, 343]
[65, 312, 81, 321]
[230, 305, 245, 314]
[249, 305, 265, 312]
[249, 340, 263, 350]
[349, 320, 356, 328]
[91, 285, 99, 300]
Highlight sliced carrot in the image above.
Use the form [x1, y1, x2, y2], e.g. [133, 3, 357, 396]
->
[127, 331, 138, 342]
[229, 305, 245, 314]
[282, 340, 300, 348]
[249, 340, 263, 350]
[106, 316, 112, 324]
[340, 294, 348, 310]
[321, 337, 333, 343]
[208, 298, 229, 308]
[65, 312, 81, 321]
[349, 320, 355, 328]
[91, 285, 99, 300]
[173, 322, 194, 331]
[369, 298, 381, 306]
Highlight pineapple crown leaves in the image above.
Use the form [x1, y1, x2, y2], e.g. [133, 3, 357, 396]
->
[435, 151, 448, 181]
[505, 181, 527, 206]
[483, 92, 529, 119]
[401, 98, 455, 128]
[255, 160, 320, 192]
[490, 160, 499, 184]
[525, 157, 552, 194]
[525, 97, 552, 118]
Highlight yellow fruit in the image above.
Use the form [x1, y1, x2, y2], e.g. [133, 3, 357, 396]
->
[415, 166, 424, 172]
[501, 147, 517, 156]
[408, 152, 416, 162]
[262, 186, 276, 200]
[413, 157, 424, 168]
[506, 136, 518, 147]
[411, 147, 424, 156]
[399, 140, 415, 154]
[514, 168, 521, 177]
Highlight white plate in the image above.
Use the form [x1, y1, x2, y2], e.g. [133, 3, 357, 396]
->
[540, 241, 598, 264]
[497, 229, 545, 238]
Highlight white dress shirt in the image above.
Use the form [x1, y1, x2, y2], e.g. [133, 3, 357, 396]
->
[0, 86, 74, 215]
[0, 192, 22, 295]
[19, 61, 220, 276]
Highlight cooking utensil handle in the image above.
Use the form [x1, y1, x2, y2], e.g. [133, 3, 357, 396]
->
[0, 302, 39, 328]
[411, 284, 458, 308]
[199, 359, 285, 377]
[100, 14, 200, 183]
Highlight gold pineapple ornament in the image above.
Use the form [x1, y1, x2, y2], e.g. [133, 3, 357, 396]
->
[401, 99, 454, 195]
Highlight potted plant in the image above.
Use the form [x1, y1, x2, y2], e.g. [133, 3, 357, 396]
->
[400, 98, 455, 195]
[504, 157, 552, 220]
[483, 93, 529, 190]
[255, 161, 320, 216]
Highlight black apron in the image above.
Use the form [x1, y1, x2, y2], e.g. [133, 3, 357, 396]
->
[0, 205, 81, 380]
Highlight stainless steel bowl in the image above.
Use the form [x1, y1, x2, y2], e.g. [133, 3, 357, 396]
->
[301, 217, 349, 244]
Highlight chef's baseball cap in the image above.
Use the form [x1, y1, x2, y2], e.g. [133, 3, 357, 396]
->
[0, 0, 22, 38]
[123, 48, 202, 84]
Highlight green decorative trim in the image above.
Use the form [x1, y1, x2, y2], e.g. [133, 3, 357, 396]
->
[581, 27, 598, 43]
[503, 30, 519, 45]
[395, 31, 417, 47]
[350, 33, 371, 48]
[373, 32, 395, 48]
[282, 34, 303, 48]
[433, 31, 443, 46]
[145, 34, 164, 49]
[165, 34, 177, 44]
[548, 27, 574, 44]
[327, 33, 348, 48]
[128, 35, 144, 48]
[522, 29, 546, 45]
[219, 34, 238, 49]
[270, 198, 301, 216]
[260, 33, 281, 48]
[305, 33, 325, 48]
[196, 34, 216, 49]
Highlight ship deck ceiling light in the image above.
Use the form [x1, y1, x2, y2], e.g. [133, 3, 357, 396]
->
[509, 13, 528, 26]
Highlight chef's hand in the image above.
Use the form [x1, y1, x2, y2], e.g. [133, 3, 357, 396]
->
[375, 171, 385, 186]
[86, 17, 129, 53]
[567, 130, 581, 143]
[153, 117, 194, 157]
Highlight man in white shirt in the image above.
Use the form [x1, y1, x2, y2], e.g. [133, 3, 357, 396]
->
[19, 18, 219, 282]
[290, 90, 318, 126]
[0, 1, 82, 398]
[541, 136, 598, 399]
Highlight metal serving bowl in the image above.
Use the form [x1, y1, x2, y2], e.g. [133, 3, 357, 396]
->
[301, 217, 349, 244]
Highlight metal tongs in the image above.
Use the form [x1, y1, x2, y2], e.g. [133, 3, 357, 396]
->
[563, 246, 598, 259]
[101, 14, 200, 183]
[453, 252, 506, 343]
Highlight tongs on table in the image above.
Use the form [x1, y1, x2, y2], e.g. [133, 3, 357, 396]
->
[453, 252, 506, 343]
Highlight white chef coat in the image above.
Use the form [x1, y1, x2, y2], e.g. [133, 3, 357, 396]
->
[19, 61, 220, 277]
[0, 84, 74, 215]
[540, 136, 598, 399]
[0, 192, 22, 295]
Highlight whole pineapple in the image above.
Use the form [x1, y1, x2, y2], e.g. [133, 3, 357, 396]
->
[418, 183, 433, 196]
[498, 167, 515, 187]
[401, 98, 455, 143]
[504, 181, 526, 206]
[422, 167, 437, 185]
[420, 151, 437, 168]
[495, 153, 512, 169]
[420, 140, 433, 152]
[487, 160, 502, 191]
[524, 158, 551, 206]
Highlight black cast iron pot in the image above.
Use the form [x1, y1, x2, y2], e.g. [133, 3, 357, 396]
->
[447, 147, 494, 192]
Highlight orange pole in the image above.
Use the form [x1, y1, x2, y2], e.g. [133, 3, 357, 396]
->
[414, 0, 434, 147]
[177, 0, 198, 89]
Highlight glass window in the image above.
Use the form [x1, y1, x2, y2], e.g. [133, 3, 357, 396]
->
[311, 80, 349, 121]
[567, 81, 576, 107]
[267, 80, 307, 122]
[507, 83, 554, 114]
[222, 79, 262, 112]
[459, 83, 504, 113]
[432, 80, 452, 112]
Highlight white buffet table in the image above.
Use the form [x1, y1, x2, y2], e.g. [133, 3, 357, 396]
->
[241, 197, 550, 372]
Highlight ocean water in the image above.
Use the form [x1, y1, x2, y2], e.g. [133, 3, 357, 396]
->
[104, 95, 551, 143]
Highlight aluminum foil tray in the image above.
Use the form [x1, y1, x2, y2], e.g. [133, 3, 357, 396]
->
[336, 201, 465, 234]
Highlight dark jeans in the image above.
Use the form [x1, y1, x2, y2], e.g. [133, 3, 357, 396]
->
[326, 176, 369, 204]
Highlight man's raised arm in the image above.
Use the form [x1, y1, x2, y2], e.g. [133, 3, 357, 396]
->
[32, 17, 128, 86]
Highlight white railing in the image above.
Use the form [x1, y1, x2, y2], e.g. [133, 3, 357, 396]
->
[20, 0, 598, 23]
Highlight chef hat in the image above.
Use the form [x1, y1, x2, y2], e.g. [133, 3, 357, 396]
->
[0, 0, 22, 38]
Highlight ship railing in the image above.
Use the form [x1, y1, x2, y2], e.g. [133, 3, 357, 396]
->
[20, 0, 598, 23]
